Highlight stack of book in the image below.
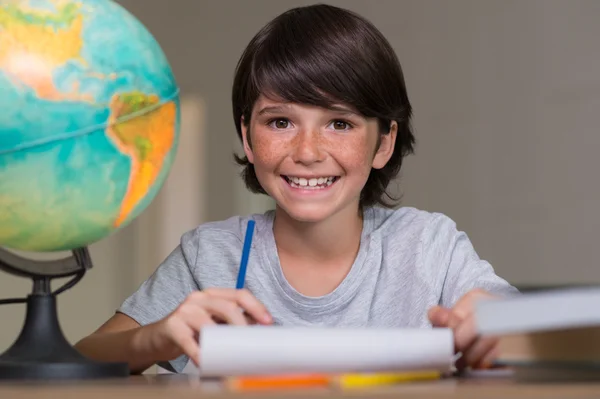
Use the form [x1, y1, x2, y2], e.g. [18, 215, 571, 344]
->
[474, 287, 600, 381]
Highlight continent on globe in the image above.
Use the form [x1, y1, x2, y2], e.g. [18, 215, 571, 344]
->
[0, 1, 90, 102]
[107, 92, 177, 228]
[0, 0, 180, 252]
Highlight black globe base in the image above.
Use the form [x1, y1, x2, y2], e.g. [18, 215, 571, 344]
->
[0, 361, 128, 381]
[0, 360, 129, 381]
[0, 293, 128, 380]
[0, 247, 130, 380]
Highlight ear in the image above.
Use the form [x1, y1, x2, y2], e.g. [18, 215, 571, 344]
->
[241, 117, 254, 164]
[372, 121, 397, 169]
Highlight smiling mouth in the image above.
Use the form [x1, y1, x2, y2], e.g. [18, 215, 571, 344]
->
[282, 175, 339, 189]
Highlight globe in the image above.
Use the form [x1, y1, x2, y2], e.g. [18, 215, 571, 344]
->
[0, 0, 180, 252]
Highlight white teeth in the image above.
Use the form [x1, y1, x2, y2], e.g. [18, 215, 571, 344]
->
[285, 176, 337, 189]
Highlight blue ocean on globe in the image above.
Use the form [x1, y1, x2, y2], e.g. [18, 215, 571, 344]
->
[0, 0, 180, 251]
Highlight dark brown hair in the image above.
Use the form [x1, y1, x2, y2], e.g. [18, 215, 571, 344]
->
[232, 3, 415, 208]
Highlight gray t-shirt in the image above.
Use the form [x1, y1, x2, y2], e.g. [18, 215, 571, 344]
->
[118, 206, 519, 373]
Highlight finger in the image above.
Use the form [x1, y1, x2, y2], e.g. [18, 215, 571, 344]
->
[446, 308, 465, 331]
[452, 314, 478, 353]
[233, 289, 273, 324]
[451, 289, 496, 321]
[185, 312, 216, 366]
[462, 336, 499, 369]
[474, 345, 501, 369]
[203, 288, 272, 325]
[185, 291, 251, 325]
[453, 314, 499, 369]
[215, 311, 260, 325]
[177, 305, 218, 339]
[245, 313, 258, 325]
[218, 313, 259, 325]
[428, 306, 450, 327]
[198, 297, 249, 326]
[166, 317, 204, 367]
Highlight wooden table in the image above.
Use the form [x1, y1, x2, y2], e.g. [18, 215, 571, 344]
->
[2, 371, 600, 398]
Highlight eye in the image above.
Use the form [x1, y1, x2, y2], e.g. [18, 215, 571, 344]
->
[268, 118, 291, 129]
[329, 120, 352, 131]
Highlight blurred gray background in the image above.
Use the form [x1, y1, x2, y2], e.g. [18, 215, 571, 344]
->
[1, 0, 599, 359]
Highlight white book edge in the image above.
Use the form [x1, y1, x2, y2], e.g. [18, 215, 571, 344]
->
[183, 325, 455, 377]
[475, 287, 600, 335]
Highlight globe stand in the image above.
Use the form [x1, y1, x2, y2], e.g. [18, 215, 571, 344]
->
[0, 247, 129, 380]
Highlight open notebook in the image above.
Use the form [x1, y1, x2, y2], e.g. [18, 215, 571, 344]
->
[182, 326, 455, 377]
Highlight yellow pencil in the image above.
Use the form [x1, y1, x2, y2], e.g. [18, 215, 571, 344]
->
[337, 370, 442, 388]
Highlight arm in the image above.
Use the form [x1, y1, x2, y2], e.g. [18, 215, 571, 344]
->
[75, 289, 273, 375]
[75, 227, 201, 374]
[423, 213, 519, 369]
[74, 224, 272, 374]
[423, 213, 519, 308]
[74, 313, 162, 375]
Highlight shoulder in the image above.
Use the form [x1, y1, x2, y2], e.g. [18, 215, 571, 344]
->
[179, 211, 273, 264]
[366, 206, 457, 240]
[366, 206, 467, 261]
[183, 214, 251, 243]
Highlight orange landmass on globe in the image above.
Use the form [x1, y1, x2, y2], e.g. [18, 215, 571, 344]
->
[107, 92, 177, 227]
[0, 2, 92, 102]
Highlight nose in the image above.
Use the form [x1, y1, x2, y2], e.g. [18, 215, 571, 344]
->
[291, 129, 325, 165]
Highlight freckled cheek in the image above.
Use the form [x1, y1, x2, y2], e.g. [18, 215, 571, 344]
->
[249, 132, 288, 168]
[329, 136, 374, 174]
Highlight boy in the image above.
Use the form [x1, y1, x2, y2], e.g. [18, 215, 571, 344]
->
[75, 4, 519, 374]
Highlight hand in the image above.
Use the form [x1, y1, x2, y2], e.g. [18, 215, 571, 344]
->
[140, 288, 272, 367]
[427, 289, 499, 370]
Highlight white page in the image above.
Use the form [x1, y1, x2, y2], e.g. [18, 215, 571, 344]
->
[475, 288, 600, 335]
[197, 325, 454, 377]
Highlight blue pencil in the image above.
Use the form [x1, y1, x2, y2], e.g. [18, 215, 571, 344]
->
[236, 219, 255, 289]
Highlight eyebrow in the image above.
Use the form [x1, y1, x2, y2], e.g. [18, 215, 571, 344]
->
[256, 105, 290, 116]
[256, 104, 360, 117]
[327, 105, 360, 116]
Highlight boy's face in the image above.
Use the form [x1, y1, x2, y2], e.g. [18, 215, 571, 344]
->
[242, 95, 397, 223]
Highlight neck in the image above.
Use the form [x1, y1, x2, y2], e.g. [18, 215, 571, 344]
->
[272, 203, 364, 264]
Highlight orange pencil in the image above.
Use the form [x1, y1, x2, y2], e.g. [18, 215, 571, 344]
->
[227, 374, 331, 391]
